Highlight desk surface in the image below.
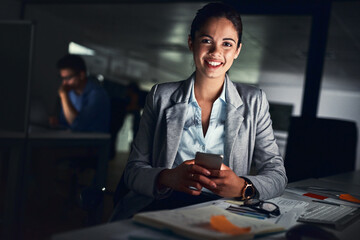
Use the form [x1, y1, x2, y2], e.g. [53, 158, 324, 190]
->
[1, 129, 110, 140]
[320, 170, 360, 187]
[288, 178, 360, 196]
[52, 172, 360, 240]
[0, 130, 26, 139]
[29, 131, 110, 140]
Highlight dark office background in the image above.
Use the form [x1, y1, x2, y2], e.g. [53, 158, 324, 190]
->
[1, 0, 359, 239]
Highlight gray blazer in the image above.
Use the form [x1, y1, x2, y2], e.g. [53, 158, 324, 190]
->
[111, 73, 287, 220]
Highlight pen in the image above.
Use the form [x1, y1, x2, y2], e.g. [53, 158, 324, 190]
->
[227, 208, 267, 216]
[312, 200, 341, 206]
[227, 205, 267, 214]
[228, 210, 266, 220]
[129, 236, 168, 240]
[226, 207, 268, 218]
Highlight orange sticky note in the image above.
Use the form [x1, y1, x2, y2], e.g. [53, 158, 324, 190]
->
[339, 194, 360, 203]
[210, 215, 251, 235]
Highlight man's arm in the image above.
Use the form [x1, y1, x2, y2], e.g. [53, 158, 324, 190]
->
[59, 85, 78, 125]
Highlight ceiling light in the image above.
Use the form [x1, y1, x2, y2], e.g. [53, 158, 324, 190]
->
[68, 42, 95, 56]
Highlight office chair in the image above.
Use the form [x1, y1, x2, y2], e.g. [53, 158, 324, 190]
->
[62, 155, 108, 226]
[64, 155, 98, 204]
[284, 117, 357, 183]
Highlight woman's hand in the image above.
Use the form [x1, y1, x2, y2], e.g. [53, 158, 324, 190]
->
[157, 160, 217, 195]
[209, 164, 246, 198]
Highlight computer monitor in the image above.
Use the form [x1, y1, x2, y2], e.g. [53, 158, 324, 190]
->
[269, 102, 293, 131]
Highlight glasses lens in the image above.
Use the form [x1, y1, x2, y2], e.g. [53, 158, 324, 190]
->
[261, 202, 277, 212]
[244, 199, 280, 217]
[261, 202, 280, 216]
[60, 73, 77, 81]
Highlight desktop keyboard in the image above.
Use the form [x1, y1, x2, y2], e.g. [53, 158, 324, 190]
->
[298, 203, 360, 229]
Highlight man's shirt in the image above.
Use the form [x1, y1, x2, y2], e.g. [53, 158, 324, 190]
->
[59, 78, 110, 133]
[173, 79, 227, 167]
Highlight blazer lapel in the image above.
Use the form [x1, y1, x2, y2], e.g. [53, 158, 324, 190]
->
[163, 74, 194, 168]
[224, 76, 244, 168]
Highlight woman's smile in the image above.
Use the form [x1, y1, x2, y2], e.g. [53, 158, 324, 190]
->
[189, 17, 241, 82]
[204, 59, 223, 68]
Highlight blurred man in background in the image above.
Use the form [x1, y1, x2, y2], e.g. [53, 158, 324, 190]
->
[49, 54, 110, 133]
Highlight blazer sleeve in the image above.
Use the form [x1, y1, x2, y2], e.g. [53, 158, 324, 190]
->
[244, 90, 288, 200]
[123, 84, 170, 198]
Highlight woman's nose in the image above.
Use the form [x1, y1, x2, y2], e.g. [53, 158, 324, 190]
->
[209, 44, 221, 56]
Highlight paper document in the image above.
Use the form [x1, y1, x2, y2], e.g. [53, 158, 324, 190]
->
[270, 196, 309, 213]
[286, 188, 360, 207]
[133, 205, 285, 240]
[266, 196, 309, 228]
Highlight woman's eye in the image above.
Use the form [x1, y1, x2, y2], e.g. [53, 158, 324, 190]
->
[201, 39, 211, 44]
[223, 42, 232, 47]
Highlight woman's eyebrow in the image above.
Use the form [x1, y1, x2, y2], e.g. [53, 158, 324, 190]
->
[199, 34, 213, 39]
[223, 38, 236, 43]
[199, 34, 236, 44]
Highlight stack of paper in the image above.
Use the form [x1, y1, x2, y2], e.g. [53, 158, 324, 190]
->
[133, 205, 285, 240]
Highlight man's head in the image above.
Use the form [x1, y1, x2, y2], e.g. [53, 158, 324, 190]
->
[57, 54, 87, 90]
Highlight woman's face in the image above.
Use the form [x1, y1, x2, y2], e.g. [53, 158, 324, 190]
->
[189, 17, 241, 81]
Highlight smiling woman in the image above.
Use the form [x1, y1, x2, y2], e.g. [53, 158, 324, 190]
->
[189, 17, 241, 86]
[111, 2, 287, 221]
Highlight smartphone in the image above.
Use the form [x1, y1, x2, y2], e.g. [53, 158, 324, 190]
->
[195, 152, 223, 170]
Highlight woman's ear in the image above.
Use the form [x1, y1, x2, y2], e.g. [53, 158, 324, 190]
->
[188, 35, 193, 51]
[234, 43, 242, 59]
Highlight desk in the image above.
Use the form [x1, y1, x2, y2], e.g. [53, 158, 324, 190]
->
[52, 171, 360, 240]
[27, 131, 110, 190]
[1, 130, 110, 240]
[319, 170, 360, 187]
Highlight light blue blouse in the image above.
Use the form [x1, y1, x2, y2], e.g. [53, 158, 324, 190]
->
[173, 79, 227, 167]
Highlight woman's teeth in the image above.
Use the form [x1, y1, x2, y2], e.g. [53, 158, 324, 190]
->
[207, 61, 221, 66]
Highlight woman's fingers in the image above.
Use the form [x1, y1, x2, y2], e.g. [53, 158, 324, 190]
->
[180, 185, 202, 195]
[169, 160, 220, 195]
[183, 159, 195, 165]
[188, 163, 211, 176]
[177, 162, 245, 198]
[220, 163, 231, 170]
[184, 162, 217, 190]
[186, 179, 203, 191]
[191, 173, 217, 189]
[189, 172, 195, 179]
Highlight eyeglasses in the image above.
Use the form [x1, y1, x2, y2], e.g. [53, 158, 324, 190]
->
[244, 198, 280, 217]
[60, 73, 78, 81]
